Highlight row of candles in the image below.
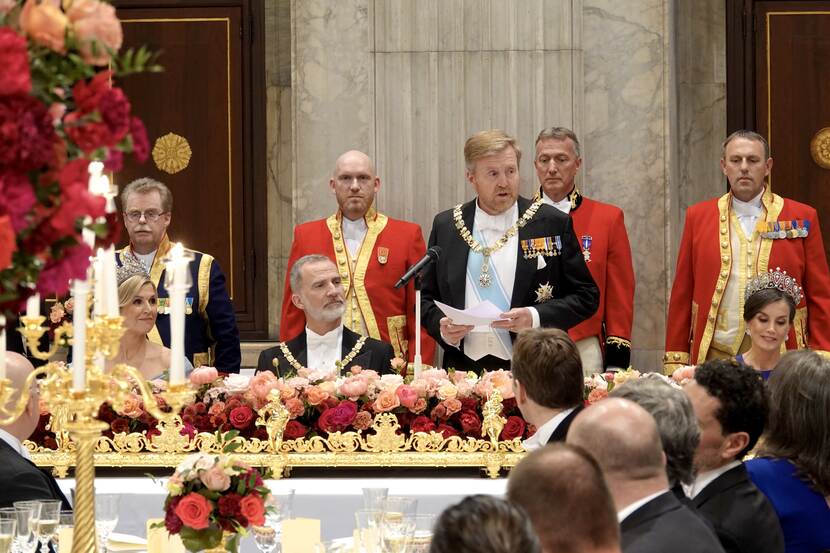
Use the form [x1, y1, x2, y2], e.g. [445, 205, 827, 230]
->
[0, 162, 190, 388]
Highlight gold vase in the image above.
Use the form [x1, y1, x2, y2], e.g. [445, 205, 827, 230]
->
[196, 532, 237, 553]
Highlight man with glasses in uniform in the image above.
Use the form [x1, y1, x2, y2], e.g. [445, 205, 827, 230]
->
[117, 178, 241, 372]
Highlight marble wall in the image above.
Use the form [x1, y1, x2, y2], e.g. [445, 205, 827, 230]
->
[261, 0, 727, 371]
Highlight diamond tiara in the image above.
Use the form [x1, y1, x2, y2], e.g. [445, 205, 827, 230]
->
[744, 267, 803, 305]
[115, 250, 150, 286]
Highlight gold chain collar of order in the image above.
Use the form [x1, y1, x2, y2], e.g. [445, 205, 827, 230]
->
[277, 335, 368, 374]
[453, 198, 544, 288]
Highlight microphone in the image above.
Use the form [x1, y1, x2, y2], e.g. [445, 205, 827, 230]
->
[394, 246, 441, 289]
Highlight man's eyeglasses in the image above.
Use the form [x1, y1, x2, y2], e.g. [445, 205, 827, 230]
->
[124, 210, 167, 222]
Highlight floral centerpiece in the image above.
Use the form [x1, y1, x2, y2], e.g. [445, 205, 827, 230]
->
[161, 453, 272, 553]
[0, 0, 155, 314]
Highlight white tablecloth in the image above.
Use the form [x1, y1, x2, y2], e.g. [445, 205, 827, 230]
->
[57, 475, 507, 552]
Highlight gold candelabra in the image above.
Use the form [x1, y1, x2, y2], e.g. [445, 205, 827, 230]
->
[0, 313, 194, 553]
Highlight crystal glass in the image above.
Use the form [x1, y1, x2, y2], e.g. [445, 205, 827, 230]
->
[265, 489, 294, 538]
[251, 525, 277, 553]
[58, 511, 74, 553]
[381, 497, 418, 518]
[361, 488, 388, 511]
[355, 510, 382, 553]
[11, 502, 38, 553]
[34, 500, 61, 551]
[94, 494, 120, 553]
[0, 519, 16, 553]
[407, 514, 435, 553]
[379, 512, 416, 553]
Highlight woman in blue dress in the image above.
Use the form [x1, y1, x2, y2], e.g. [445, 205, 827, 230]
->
[746, 350, 830, 553]
[737, 270, 801, 381]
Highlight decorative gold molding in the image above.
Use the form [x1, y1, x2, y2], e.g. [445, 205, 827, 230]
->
[152, 133, 192, 174]
[810, 127, 830, 169]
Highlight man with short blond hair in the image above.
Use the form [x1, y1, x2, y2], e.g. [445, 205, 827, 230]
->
[421, 129, 598, 371]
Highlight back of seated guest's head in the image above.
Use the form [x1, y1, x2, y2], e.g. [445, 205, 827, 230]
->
[0, 351, 40, 441]
[429, 495, 540, 553]
[507, 444, 621, 553]
[511, 328, 583, 413]
[759, 349, 830, 496]
[610, 377, 699, 486]
[684, 359, 768, 472]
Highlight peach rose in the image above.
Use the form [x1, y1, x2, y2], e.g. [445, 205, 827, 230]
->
[372, 389, 400, 413]
[190, 366, 219, 386]
[390, 357, 407, 372]
[117, 392, 143, 418]
[63, 297, 74, 313]
[199, 464, 230, 492]
[442, 398, 462, 416]
[587, 388, 609, 404]
[249, 371, 279, 402]
[284, 397, 305, 419]
[20, 0, 68, 53]
[411, 397, 427, 414]
[304, 385, 329, 406]
[208, 401, 226, 416]
[66, 0, 123, 65]
[318, 380, 336, 395]
[352, 410, 372, 431]
[49, 302, 65, 324]
[338, 376, 369, 399]
[275, 379, 297, 400]
[437, 382, 458, 400]
[395, 384, 419, 410]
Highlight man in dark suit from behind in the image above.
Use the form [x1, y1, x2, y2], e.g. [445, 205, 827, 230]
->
[0, 352, 71, 509]
[508, 443, 622, 553]
[511, 328, 584, 449]
[568, 398, 725, 553]
[683, 360, 784, 553]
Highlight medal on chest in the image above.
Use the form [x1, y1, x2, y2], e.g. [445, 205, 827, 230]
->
[581, 235, 593, 263]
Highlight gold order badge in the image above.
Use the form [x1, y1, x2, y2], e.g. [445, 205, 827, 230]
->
[152, 132, 192, 174]
[809, 127, 830, 170]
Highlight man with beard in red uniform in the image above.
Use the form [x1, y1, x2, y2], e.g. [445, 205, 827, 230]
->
[534, 127, 635, 373]
[664, 130, 830, 373]
[279, 150, 435, 365]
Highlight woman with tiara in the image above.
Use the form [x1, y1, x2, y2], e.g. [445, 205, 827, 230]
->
[737, 268, 802, 380]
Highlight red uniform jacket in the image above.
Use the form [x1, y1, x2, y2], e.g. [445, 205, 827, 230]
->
[665, 190, 830, 372]
[539, 188, 635, 368]
[280, 207, 435, 365]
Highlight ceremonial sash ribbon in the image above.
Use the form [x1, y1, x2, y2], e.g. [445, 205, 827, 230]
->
[465, 228, 513, 356]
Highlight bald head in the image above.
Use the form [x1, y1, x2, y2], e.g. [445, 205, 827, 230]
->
[1, 351, 40, 441]
[329, 150, 380, 220]
[567, 398, 665, 480]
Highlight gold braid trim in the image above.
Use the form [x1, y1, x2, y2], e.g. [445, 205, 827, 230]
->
[452, 198, 544, 256]
[605, 336, 631, 349]
[277, 335, 368, 375]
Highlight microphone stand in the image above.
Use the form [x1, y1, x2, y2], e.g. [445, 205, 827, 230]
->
[414, 274, 423, 378]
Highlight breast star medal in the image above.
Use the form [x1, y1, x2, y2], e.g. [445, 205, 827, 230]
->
[535, 282, 554, 303]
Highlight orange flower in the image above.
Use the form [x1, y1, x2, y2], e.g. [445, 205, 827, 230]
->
[66, 0, 123, 65]
[20, 0, 68, 53]
[372, 390, 400, 413]
[304, 385, 329, 406]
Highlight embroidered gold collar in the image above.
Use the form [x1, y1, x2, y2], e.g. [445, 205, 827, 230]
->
[277, 334, 368, 375]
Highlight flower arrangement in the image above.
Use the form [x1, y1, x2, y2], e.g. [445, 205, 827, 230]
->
[583, 368, 643, 404]
[0, 0, 156, 313]
[161, 453, 272, 552]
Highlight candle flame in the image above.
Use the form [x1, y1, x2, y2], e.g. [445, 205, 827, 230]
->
[171, 242, 184, 259]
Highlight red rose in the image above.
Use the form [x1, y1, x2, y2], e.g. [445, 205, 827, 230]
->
[284, 420, 308, 440]
[436, 424, 459, 439]
[0, 95, 58, 171]
[501, 397, 518, 414]
[194, 414, 212, 432]
[43, 436, 58, 450]
[0, 29, 31, 96]
[165, 497, 183, 534]
[459, 397, 479, 412]
[174, 492, 212, 530]
[409, 415, 435, 434]
[318, 400, 358, 433]
[0, 215, 15, 270]
[458, 410, 482, 436]
[229, 405, 254, 429]
[192, 402, 207, 415]
[72, 71, 110, 113]
[499, 416, 526, 440]
[130, 116, 149, 161]
[217, 493, 242, 517]
[64, 116, 112, 152]
[99, 87, 131, 142]
[239, 495, 265, 526]
[110, 418, 129, 434]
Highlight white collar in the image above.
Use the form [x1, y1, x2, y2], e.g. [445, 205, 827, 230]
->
[474, 200, 518, 231]
[617, 489, 669, 523]
[342, 216, 368, 233]
[306, 324, 343, 345]
[682, 460, 742, 499]
[541, 191, 572, 214]
[521, 407, 577, 451]
[135, 249, 157, 271]
[732, 189, 764, 216]
[0, 428, 30, 460]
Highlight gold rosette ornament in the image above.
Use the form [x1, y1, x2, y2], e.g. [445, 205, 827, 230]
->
[152, 132, 192, 174]
[810, 127, 830, 170]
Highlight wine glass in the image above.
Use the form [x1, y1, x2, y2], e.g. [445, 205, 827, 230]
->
[355, 509, 382, 553]
[379, 512, 415, 553]
[251, 525, 277, 553]
[407, 514, 435, 553]
[34, 500, 61, 551]
[11, 502, 38, 553]
[94, 494, 119, 553]
[0, 518, 15, 553]
[362, 488, 388, 511]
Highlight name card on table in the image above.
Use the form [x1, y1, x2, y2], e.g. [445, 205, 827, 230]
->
[282, 518, 321, 553]
[147, 518, 186, 553]
[58, 528, 73, 553]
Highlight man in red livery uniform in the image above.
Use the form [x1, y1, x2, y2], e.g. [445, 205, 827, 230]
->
[280, 150, 435, 365]
[664, 130, 830, 373]
[534, 127, 635, 372]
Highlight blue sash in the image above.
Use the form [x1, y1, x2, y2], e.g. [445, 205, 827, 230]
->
[465, 228, 513, 356]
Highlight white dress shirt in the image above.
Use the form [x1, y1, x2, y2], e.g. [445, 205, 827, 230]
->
[136, 250, 156, 271]
[617, 489, 669, 522]
[732, 189, 764, 238]
[0, 428, 31, 460]
[521, 407, 577, 451]
[342, 216, 368, 258]
[306, 325, 344, 374]
[682, 460, 742, 499]
[541, 191, 572, 214]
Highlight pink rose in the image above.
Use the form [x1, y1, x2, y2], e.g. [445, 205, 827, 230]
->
[49, 302, 66, 324]
[442, 398, 462, 416]
[66, 0, 123, 65]
[339, 376, 369, 399]
[411, 397, 427, 414]
[275, 379, 297, 400]
[239, 495, 265, 527]
[117, 393, 143, 418]
[190, 366, 219, 386]
[304, 385, 329, 406]
[372, 390, 400, 413]
[249, 371, 279, 403]
[199, 464, 230, 492]
[208, 401, 226, 416]
[284, 397, 305, 419]
[671, 365, 697, 385]
[395, 384, 419, 410]
[20, 0, 68, 53]
[587, 388, 609, 404]
[174, 492, 212, 530]
[352, 410, 372, 431]
[0, 0, 16, 15]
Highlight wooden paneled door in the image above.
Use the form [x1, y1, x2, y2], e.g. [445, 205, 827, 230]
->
[113, 0, 267, 339]
[727, 0, 830, 267]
